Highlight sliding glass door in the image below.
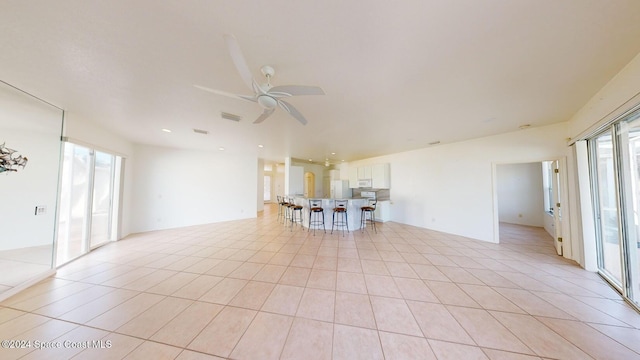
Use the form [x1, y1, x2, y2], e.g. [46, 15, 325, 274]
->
[616, 116, 640, 307]
[56, 143, 120, 266]
[590, 110, 640, 308]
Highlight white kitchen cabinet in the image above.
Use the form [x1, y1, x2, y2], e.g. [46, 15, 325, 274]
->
[357, 166, 372, 180]
[374, 200, 390, 222]
[371, 163, 390, 189]
[348, 166, 359, 188]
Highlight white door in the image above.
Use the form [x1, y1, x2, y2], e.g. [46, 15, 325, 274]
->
[551, 160, 563, 255]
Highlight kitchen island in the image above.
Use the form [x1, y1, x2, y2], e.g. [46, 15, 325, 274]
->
[290, 196, 371, 232]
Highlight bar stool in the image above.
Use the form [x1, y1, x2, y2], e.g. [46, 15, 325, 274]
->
[331, 199, 349, 236]
[360, 199, 377, 233]
[308, 199, 326, 235]
[289, 197, 304, 230]
[277, 195, 288, 223]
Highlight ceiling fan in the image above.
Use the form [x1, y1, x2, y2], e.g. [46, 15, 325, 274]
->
[195, 34, 325, 125]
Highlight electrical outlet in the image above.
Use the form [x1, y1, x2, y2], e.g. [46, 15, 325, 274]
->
[34, 206, 46, 215]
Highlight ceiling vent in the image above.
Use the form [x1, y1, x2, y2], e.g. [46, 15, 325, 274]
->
[193, 128, 209, 135]
[221, 112, 242, 122]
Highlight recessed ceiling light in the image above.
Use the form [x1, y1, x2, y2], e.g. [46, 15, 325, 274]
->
[341, 160, 345, 162]
[331, 152, 336, 155]
[308, 159, 313, 162]
[218, 147, 225, 151]
[162, 128, 172, 133]
[258, 144, 264, 148]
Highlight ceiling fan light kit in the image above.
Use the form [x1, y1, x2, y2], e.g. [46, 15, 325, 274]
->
[195, 34, 325, 125]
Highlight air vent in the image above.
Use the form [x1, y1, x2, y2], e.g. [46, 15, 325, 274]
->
[221, 112, 242, 122]
[193, 128, 209, 135]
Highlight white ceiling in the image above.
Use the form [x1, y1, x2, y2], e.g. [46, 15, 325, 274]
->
[2, 1, 640, 163]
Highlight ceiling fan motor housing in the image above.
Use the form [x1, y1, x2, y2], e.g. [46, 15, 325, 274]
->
[257, 94, 278, 109]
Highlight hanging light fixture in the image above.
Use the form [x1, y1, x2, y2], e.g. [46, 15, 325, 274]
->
[0, 142, 28, 173]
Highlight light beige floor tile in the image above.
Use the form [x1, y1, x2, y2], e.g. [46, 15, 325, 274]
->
[379, 331, 437, 360]
[33, 285, 116, 318]
[146, 272, 199, 295]
[229, 281, 275, 310]
[170, 274, 223, 300]
[261, 284, 305, 316]
[447, 306, 533, 354]
[361, 260, 390, 275]
[437, 266, 485, 284]
[411, 264, 450, 281]
[123, 341, 182, 360]
[407, 300, 475, 345]
[533, 291, 627, 326]
[290, 254, 316, 268]
[0, 319, 78, 359]
[334, 291, 377, 329]
[60, 289, 138, 324]
[10, 281, 93, 312]
[176, 349, 225, 360]
[537, 316, 640, 360]
[268, 252, 295, 266]
[425, 281, 481, 307]
[313, 256, 338, 270]
[187, 306, 256, 357]
[458, 284, 525, 313]
[385, 261, 420, 278]
[306, 269, 337, 290]
[296, 288, 335, 322]
[482, 349, 543, 360]
[182, 258, 222, 274]
[493, 287, 575, 319]
[337, 258, 363, 273]
[338, 247, 359, 259]
[151, 302, 224, 348]
[428, 339, 489, 360]
[229, 311, 293, 360]
[116, 296, 192, 338]
[490, 311, 590, 359]
[336, 271, 368, 294]
[370, 296, 422, 336]
[589, 323, 640, 354]
[85, 293, 164, 331]
[73, 332, 144, 360]
[394, 277, 439, 302]
[378, 251, 405, 262]
[199, 278, 248, 305]
[0, 313, 56, 339]
[20, 326, 109, 360]
[364, 274, 402, 298]
[205, 260, 244, 277]
[252, 264, 287, 283]
[117, 268, 172, 291]
[279, 266, 311, 286]
[281, 317, 333, 360]
[228, 262, 265, 280]
[332, 324, 384, 360]
[101, 267, 157, 288]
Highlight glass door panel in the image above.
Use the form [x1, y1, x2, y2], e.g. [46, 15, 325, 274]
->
[90, 151, 114, 248]
[617, 117, 640, 307]
[56, 143, 92, 264]
[593, 132, 623, 286]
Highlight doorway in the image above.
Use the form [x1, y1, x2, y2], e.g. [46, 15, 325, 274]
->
[56, 142, 121, 266]
[494, 160, 569, 257]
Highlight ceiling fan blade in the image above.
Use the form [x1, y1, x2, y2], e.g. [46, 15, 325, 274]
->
[223, 33, 255, 92]
[278, 100, 308, 125]
[268, 85, 325, 97]
[254, 108, 275, 124]
[194, 85, 256, 102]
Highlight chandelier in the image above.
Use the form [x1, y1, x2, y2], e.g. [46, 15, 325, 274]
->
[0, 142, 28, 173]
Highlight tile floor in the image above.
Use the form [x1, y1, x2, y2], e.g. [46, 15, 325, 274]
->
[1, 204, 639, 359]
